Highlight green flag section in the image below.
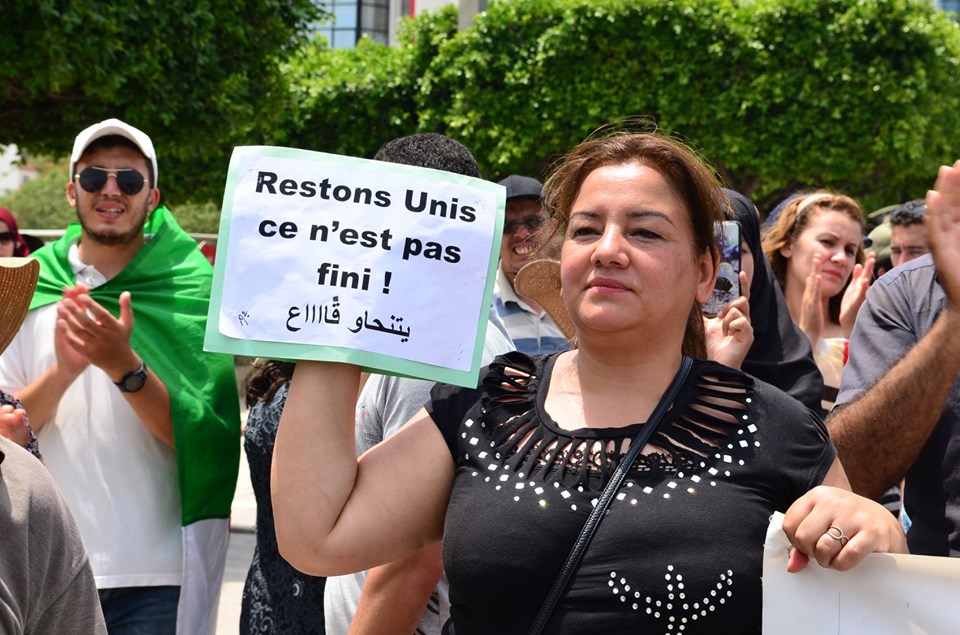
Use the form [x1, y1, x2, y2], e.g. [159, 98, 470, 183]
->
[30, 206, 241, 525]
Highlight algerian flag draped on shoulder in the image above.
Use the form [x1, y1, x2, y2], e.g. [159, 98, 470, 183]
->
[30, 205, 240, 633]
[30, 204, 241, 523]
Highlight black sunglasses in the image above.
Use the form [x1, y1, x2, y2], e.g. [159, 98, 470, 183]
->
[0, 231, 14, 244]
[75, 166, 147, 196]
[890, 199, 926, 220]
[503, 215, 546, 235]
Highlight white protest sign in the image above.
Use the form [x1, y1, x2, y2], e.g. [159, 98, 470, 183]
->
[763, 512, 960, 634]
[204, 146, 504, 387]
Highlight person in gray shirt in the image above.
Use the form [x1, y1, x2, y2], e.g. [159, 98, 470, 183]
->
[827, 160, 960, 556]
[0, 257, 106, 634]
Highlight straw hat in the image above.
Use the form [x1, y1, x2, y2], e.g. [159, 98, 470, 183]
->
[513, 259, 575, 341]
[0, 258, 39, 354]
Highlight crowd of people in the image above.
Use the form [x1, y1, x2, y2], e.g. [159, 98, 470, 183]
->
[0, 114, 957, 635]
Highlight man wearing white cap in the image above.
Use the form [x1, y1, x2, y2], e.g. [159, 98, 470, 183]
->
[0, 119, 240, 634]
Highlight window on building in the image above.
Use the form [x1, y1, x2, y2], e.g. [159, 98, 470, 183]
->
[313, 0, 389, 48]
[938, 0, 960, 21]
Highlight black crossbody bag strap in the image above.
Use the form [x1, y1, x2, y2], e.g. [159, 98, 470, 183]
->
[528, 355, 693, 635]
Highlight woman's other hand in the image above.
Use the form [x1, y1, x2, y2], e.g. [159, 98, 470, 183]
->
[782, 484, 907, 573]
[798, 254, 825, 345]
[840, 252, 875, 337]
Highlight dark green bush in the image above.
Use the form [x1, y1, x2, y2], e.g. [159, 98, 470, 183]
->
[413, 0, 960, 211]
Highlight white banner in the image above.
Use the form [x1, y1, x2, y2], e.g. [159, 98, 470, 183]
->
[205, 146, 504, 387]
[763, 512, 960, 634]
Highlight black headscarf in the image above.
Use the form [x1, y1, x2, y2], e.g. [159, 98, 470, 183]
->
[724, 189, 825, 417]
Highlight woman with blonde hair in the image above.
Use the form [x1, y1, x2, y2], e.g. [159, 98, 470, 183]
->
[272, 132, 903, 634]
[762, 192, 874, 410]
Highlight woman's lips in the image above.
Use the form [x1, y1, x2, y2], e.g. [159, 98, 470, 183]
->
[587, 278, 629, 293]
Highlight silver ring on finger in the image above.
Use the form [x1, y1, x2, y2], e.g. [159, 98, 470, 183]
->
[824, 525, 849, 547]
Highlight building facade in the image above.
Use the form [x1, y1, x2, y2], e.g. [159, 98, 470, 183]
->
[314, 0, 486, 47]
[936, 0, 960, 18]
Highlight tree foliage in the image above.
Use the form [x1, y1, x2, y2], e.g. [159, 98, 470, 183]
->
[413, 0, 960, 210]
[0, 157, 75, 231]
[0, 0, 323, 203]
[278, 6, 460, 159]
[728, 0, 960, 210]
[4, 0, 959, 218]
[286, 0, 960, 212]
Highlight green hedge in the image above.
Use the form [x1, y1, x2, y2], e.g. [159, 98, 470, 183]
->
[279, 7, 460, 158]
[286, 0, 960, 212]
[6, 0, 959, 223]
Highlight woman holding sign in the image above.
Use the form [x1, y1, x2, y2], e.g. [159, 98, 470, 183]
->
[272, 132, 906, 634]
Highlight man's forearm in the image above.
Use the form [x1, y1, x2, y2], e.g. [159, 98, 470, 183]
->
[349, 542, 443, 635]
[827, 309, 960, 499]
[16, 364, 80, 433]
[119, 368, 174, 449]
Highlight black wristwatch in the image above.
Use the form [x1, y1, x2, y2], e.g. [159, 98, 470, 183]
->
[115, 360, 148, 393]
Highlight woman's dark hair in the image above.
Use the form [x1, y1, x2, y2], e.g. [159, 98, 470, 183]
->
[243, 360, 295, 407]
[541, 131, 725, 358]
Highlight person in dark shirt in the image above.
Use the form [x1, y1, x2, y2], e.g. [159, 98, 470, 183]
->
[271, 132, 906, 634]
[723, 189, 824, 415]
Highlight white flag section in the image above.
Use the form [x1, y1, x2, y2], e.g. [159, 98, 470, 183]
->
[206, 146, 504, 387]
[763, 512, 960, 634]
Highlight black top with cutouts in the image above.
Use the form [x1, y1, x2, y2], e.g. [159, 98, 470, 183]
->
[427, 352, 833, 635]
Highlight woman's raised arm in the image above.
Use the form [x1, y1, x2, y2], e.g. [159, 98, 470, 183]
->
[271, 360, 454, 576]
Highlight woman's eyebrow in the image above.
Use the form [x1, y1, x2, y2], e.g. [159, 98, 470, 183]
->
[569, 211, 599, 220]
[816, 231, 859, 243]
[627, 210, 675, 225]
[569, 209, 674, 224]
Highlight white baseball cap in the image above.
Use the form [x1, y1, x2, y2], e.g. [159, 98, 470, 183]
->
[70, 118, 158, 187]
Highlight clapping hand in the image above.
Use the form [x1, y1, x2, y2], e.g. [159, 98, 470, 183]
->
[840, 252, 875, 338]
[54, 285, 92, 378]
[798, 254, 825, 346]
[57, 289, 137, 379]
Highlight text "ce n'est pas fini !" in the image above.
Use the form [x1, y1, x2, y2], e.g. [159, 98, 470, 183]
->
[253, 170, 478, 268]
